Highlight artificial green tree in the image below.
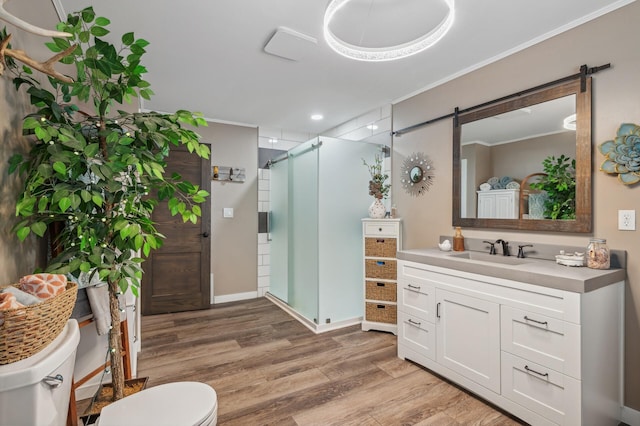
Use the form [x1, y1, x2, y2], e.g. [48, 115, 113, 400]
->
[4, 8, 209, 401]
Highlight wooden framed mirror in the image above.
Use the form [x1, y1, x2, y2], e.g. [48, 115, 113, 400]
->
[453, 78, 592, 232]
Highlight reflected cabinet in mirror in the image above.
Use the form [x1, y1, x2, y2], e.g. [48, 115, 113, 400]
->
[453, 78, 592, 232]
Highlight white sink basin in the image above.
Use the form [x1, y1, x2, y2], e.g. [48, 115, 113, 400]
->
[447, 252, 529, 265]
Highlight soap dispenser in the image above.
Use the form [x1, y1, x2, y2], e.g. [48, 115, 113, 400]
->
[453, 227, 465, 251]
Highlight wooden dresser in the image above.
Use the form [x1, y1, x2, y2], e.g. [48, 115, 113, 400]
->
[361, 218, 402, 334]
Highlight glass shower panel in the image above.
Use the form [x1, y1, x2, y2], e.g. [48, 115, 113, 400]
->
[288, 141, 320, 323]
[317, 138, 384, 324]
[268, 158, 289, 303]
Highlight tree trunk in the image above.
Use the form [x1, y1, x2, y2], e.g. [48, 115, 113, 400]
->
[108, 279, 125, 401]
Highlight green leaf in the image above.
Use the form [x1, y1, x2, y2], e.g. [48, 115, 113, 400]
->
[122, 32, 134, 46]
[84, 143, 100, 157]
[23, 117, 40, 129]
[17, 227, 31, 241]
[31, 222, 47, 237]
[91, 26, 110, 37]
[53, 161, 67, 175]
[80, 262, 92, 273]
[58, 197, 72, 212]
[95, 17, 110, 26]
[37, 197, 49, 212]
[92, 194, 103, 207]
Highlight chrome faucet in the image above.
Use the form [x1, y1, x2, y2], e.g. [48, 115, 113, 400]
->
[495, 239, 510, 256]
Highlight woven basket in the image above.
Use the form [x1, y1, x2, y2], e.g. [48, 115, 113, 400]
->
[365, 302, 397, 324]
[364, 259, 397, 280]
[0, 282, 78, 364]
[364, 237, 397, 258]
[365, 281, 397, 302]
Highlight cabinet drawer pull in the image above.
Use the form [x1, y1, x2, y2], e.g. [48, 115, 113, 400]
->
[407, 318, 421, 327]
[523, 316, 548, 326]
[376, 239, 385, 243]
[436, 302, 441, 319]
[407, 284, 421, 291]
[377, 304, 386, 309]
[376, 282, 385, 287]
[376, 261, 386, 266]
[524, 365, 549, 379]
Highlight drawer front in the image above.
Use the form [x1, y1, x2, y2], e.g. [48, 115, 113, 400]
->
[365, 281, 397, 302]
[365, 259, 397, 280]
[501, 306, 581, 379]
[364, 221, 399, 237]
[398, 279, 435, 322]
[364, 237, 397, 258]
[398, 311, 435, 361]
[502, 352, 581, 425]
[365, 302, 397, 324]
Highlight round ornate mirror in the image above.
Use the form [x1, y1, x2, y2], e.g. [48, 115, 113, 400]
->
[401, 152, 435, 197]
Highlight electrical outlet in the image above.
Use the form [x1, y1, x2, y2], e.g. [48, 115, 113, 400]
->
[618, 210, 636, 231]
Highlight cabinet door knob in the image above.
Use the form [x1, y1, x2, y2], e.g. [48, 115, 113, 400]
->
[378, 227, 382, 232]
[202, 231, 210, 238]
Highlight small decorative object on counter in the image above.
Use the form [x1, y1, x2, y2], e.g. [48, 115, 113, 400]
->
[438, 240, 452, 251]
[555, 250, 585, 267]
[390, 204, 397, 219]
[587, 238, 610, 269]
[453, 227, 465, 251]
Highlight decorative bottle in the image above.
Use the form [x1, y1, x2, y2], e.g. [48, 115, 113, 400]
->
[453, 227, 465, 252]
[587, 238, 610, 269]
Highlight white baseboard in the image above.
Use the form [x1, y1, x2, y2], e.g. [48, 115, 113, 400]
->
[622, 405, 640, 426]
[265, 293, 361, 334]
[213, 291, 258, 304]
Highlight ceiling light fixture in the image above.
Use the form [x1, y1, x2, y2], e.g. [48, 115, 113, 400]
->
[323, 0, 455, 62]
[311, 114, 324, 120]
[367, 124, 379, 130]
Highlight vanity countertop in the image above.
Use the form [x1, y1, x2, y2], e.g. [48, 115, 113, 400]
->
[397, 248, 626, 293]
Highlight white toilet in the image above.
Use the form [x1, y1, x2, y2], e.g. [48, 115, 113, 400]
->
[0, 319, 80, 426]
[97, 381, 218, 426]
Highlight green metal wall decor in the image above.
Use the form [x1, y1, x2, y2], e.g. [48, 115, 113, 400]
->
[599, 123, 640, 185]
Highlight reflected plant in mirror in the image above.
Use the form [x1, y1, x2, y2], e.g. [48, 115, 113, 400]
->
[529, 155, 576, 219]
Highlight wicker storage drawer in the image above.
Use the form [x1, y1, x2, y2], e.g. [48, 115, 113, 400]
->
[366, 302, 397, 324]
[365, 237, 397, 258]
[365, 281, 397, 302]
[365, 259, 397, 280]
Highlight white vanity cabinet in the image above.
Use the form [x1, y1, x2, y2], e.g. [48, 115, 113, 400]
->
[397, 258, 623, 426]
[477, 189, 519, 219]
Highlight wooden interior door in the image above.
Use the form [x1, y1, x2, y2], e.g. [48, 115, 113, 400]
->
[142, 145, 211, 315]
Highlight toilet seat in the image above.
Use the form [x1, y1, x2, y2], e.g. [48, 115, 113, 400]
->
[98, 381, 217, 426]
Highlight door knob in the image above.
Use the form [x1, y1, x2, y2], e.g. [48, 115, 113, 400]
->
[202, 232, 210, 238]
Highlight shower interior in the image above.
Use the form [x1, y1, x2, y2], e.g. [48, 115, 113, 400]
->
[266, 136, 388, 332]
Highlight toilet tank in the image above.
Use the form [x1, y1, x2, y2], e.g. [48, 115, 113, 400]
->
[0, 320, 80, 426]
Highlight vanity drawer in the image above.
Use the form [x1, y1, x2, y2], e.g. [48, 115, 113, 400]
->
[502, 351, 581, 425]
[365, 237, 397, 258]
[365, 281, 396, 302]
[365, 302, 397, 324]
[365, 259, 397, 280]
[364, 221, 399, 237]
[501, 306, 581, 379]
[398, 279, 435, 322]
[398, 311, 435, 361]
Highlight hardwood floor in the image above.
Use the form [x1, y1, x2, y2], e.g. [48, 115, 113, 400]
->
[137, 298, 525, 426]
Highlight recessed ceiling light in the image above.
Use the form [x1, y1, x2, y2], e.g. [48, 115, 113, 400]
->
[367, 124, 379, 130]
[311, 114, 324, 120]
[269, 138, 278, 143]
